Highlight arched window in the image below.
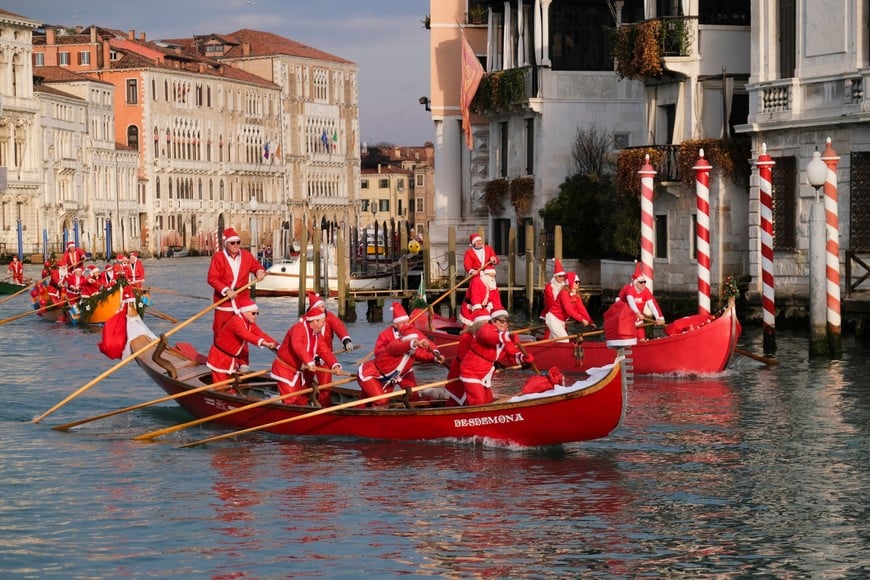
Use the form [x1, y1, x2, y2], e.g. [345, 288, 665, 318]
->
[155, 177, 161, 199]
[127, 125, 139, 150]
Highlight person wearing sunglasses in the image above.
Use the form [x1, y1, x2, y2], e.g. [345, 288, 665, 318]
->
[207, 227, 267, 342]
[207, 304, 277, 393]
[456, 309, 534, 406]
[618, 262, 665, 339]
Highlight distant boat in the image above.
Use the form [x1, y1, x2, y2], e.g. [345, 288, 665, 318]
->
[255, 245, 392, 297]
[167, 245, 189, 258]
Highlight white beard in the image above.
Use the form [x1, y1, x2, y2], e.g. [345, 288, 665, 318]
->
[482, 273, 497, 292]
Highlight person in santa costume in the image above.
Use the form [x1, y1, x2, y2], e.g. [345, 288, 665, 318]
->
[356, 302, 444, 407]
[99, 262, 117, 289]
[457, 309, 533, 406]
[545, 272, 595, 341]
[617, 262, 665, 339]
[463, 233, 498, 276]
[539, 258, 567, 321]
[65, 266, 88, 303]
[6, 255, 24, 284]
[125, 251, 146, 288]
[270, 304, 341, 407]
[207, 227, 266, 339]
[47, 265, 68, 303]
[207, 303, 277, 391]
[78, 266, 102, 299]
[459, 266, 503, 326]
[305, 291, 355, 390]
[59, 241, 86, 271]
[444, 310, 491, 406]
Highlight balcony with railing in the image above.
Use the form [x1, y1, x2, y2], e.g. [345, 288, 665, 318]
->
[750, 71, 870, 126]
[612, 17, 698, 81]
[471, 67, 533, 113]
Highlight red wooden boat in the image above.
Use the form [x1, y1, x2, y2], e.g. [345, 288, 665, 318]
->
[132, 337, 628, 447]
[413, 302, 740, 376]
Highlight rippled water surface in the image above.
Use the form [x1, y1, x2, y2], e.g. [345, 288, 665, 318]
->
[2, 257, 869, 578]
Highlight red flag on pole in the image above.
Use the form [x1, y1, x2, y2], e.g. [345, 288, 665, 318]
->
[460, 32, 485, 150]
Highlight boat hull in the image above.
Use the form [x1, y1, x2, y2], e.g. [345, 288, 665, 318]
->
[135, 342, 626, 447]
[0, 280, 28, 295]
[415, 304, 740, 375]
[255, 260, 392, 297]
[36, 285, 146, 325]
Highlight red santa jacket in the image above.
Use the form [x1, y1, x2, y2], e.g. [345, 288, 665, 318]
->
[458, 322, 523, 387]
[125, 259, 145, 287]
[547, 288, 592, 325]
[207, 249, 263, 313]
[539, 279, 564, 319]
[358, 325, 436, 388]
[618, 282, 662, 320]
[459, 274, 503, 325]
[270, 319, 338, 391]
[59, 248, 86, 270]
[207, 314, 277, 375]
[463, 245, 498, 274]
[7, 259, 24, 283]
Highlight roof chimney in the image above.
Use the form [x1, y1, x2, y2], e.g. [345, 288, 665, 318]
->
[140, 32, 146, 42]
[128, 29, 135, 41]
[46, 28, 55, 45]
[90, 26, 97, 43]
[242, 43, 250, 56]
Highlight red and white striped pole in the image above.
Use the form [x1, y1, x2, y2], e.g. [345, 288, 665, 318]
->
[757, 143, 776, 355]
[638, 154, 657, 290]
[822, 137, 842, 357]
[693, 149, 712, 316]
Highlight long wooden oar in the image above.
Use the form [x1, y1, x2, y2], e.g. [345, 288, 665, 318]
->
[735, 347, 780, 366]
[0, 298, 71, 326]
[179, 377, 452, 449]
[52, 370, 268, 431]
[0, 276, 45, 306]
[146, 286, 210, 300]
[134, 374, 358, 441]
[32, 280, 256, 424]
[146, 307, 179, 323]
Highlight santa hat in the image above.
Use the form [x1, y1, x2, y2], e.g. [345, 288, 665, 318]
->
[306, 291, 325, 309]
[73, 266, 83, 274]
[547, 367, 565, 387]
[129, 251, 138, 258]
[67, 241, 75, 247]
[391, 302, 410, 324]
[305, 305, 326, 321]
[553, 259, 566, 277]
[566, 272, 578, 287]
[631, 261, 646, 282]
[239, 303, 259, 313]
[121, 286, 136, 303]
[469, 233, 482, 245]
[490, 309, 509, 320]
[223, 228, 241, 243]
[115, 254, 125, 261]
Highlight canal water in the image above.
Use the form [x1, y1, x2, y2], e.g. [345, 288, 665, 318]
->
[1, 257, 868, 578]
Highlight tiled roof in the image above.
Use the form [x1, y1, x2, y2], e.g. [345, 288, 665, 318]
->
[34, 84, 83, 100]
[34, 65, 113, 86]
[217, 29, 354, 65]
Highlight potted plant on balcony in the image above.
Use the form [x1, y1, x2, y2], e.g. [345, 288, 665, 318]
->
[469, 4, 487, 25]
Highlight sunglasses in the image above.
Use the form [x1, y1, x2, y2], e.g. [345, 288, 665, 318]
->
[493, 317, 509, 323]
[227, 241, 240, 245]
[637, 280, 647, 284]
